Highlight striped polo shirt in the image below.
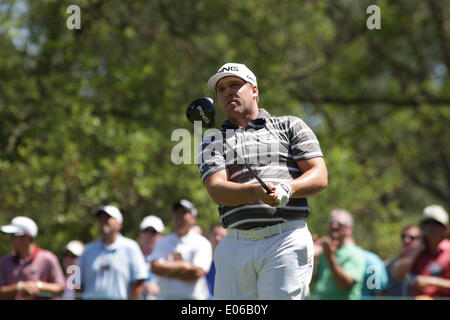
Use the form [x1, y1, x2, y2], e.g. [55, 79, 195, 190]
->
[0, 247, 66, 299]
[198, 108, 323, 230]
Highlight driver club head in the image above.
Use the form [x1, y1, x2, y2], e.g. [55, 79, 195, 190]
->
[186, 97, 216, 128]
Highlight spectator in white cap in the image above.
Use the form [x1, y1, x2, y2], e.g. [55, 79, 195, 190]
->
[77, 205, 148, 300]
[393, 204, 450, 298]
[63, 240, 85, 273]
[0, 216, 65, 299]
[139, 215, 165, 300]
[140, 215, 165, 259]
[151, 199, 212, 299]
[60, 240, 84, 300]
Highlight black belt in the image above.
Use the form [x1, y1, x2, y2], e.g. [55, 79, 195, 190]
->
[221, 211, 310, 230]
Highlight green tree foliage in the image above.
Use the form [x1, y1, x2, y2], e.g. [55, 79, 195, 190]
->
[0, 0, 448, 260]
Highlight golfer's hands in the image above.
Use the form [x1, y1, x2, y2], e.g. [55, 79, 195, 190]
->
[257, 182, 292, 207]
[257, 182, 278, 207]
[274, 182, 292, 207]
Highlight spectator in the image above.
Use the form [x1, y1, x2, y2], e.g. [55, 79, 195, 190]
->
[206, 222, 228, 299]
[62, 240, 85, 273]
[0, 216, 65, 299]
[140, 215, 165, 259]
[310, 209, 366, 300]
[77, 205, 148, 300]
[358, 247, 389, 299]
[151, 199, 212, 300]
[60, 240, 85, 300]
[191, 225, 204, 235]
[393, 205, 450, 298]
[385, 225, 421, 298]
[139, 215, 165, 300]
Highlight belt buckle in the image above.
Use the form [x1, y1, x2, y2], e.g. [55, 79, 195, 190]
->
[249, 229, 258, 240]
[251, 226, 273, 240]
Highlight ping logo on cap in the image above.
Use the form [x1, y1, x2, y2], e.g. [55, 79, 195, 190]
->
[218, 66, 239, 73]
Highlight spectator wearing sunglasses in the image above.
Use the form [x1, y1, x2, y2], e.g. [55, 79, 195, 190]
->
[385, 224, 421, 298]
[139, 215, 165, 300]
[310, 209, 366, 300]
[393, 205, 450, 298]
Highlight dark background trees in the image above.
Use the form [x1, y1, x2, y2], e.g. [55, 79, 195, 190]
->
[1, 0, 448, 260]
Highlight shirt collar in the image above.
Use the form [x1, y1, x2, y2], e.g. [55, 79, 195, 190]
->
[221, 108, 271, 130]
[13, 246, 40, 264]
[101, 234, 123, 251]
[173, 229, 197, 241]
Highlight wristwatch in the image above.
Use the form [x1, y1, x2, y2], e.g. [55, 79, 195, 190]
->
[17, 281, 23, 292]
[36, 281, 43, 290]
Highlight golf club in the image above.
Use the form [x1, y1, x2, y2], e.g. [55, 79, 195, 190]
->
[186, 97, 273, 194]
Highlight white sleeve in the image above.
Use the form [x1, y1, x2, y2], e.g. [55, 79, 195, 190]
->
[191, 238, 213, 273]
[149, 237, 167, 261]
[129, 241, 149, 281]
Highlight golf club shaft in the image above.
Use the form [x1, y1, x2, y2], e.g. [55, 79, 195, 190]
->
[224, 141, 273, 194]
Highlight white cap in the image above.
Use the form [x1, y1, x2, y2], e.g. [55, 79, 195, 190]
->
[95, 205, 123, 224]
[140, 215, 165, 233]
[207, 63, 257, 91]
[329, 208, 353, 227]
[1, 216, 38, 237]
[173, 199, 198, 217]
[65, 240, 85, 257]
[422, 205, 448, 226]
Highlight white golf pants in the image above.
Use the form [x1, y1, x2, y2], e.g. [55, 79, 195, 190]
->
[214, 220, 314, 300]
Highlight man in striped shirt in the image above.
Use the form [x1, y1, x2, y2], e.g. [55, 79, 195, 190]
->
[199, 62, 328, 299]
[0, 216, 66, 299]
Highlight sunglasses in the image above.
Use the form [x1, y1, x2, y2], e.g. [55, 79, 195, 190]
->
[328, 221, 349, 227]
[401, 234, 419, 241]
[421, 219, 444, 227]
[142, 227, 157, 234]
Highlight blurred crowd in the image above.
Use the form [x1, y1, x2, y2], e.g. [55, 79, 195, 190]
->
[0, 201, 448, 300]
[310, 206, 449, 300]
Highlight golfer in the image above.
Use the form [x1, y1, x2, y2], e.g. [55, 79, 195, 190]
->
[198, 62, 328, 299]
